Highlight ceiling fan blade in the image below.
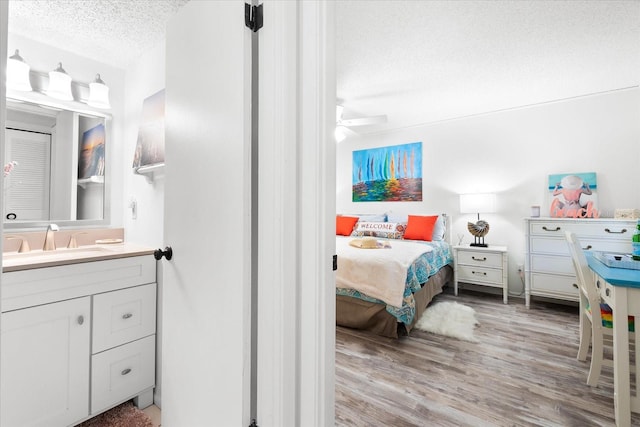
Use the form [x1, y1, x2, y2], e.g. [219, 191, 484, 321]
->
[339, 115, 387, 127]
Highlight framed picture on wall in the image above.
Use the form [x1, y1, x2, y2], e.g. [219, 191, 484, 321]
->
[132, 89, 165, 168]
[548, 171, 600, 218]
[78, 123, 106, 179]
[352, 141, 422, 202]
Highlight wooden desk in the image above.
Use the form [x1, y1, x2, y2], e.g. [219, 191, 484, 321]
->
[587, 253, 640, 427]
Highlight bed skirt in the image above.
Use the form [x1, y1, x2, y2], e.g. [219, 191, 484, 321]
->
[336, 264, 453, 338]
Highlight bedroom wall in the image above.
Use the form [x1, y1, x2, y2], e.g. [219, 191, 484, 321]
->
[336, 87, 640, 297]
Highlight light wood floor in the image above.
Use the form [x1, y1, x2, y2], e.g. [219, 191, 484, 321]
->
[335, 287, 640, 426]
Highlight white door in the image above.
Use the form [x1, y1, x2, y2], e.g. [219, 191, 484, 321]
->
[1, 297, 91, 427]
[162, 2, 252, 426]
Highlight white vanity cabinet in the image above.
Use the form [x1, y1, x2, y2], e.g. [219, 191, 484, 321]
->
[0, 253, 156, 427]
[1, 297, 91, 427]
[524, 217, 634, 307]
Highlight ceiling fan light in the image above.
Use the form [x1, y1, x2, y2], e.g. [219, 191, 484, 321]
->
[47, 62, 73, 101]
[87, 74, 111, 109]
[7, 49, 32, 92]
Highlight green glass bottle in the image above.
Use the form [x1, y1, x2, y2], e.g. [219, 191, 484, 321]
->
[633, 219, 640, 261]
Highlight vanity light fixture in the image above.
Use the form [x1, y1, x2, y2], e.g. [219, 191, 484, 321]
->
[47, 62, 73, 101]
[6, 49, 32, 92]
[87, 74, 111, 109]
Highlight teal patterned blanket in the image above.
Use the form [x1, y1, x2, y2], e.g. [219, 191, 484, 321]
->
[336, 238, 453, 325]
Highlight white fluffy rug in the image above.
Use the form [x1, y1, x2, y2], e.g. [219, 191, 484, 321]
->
[414, 301, 480, 342]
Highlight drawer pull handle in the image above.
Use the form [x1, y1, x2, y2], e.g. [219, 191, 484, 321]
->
[606, 288, 611, 297]
[471, 256, 487, 261]
[77, 315, 84, 325]
[604, 228, 627, 234]
[121, 368, 132, 376]
[122, 313, 133, 319]
[596, 280, 601, 289]
[472, 271, 487, 276]
[582, 245, 592, 251]
[572, 283, 579, 289]
[542, 226, 561, 232]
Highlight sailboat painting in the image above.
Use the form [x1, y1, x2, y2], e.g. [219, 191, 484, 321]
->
[352, 141, 422, 202]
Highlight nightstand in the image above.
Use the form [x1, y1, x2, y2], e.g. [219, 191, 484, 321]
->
[453, 245, 509, 303]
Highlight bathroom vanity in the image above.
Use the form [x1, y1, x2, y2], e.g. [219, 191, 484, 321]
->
[0, 243, 156, 427]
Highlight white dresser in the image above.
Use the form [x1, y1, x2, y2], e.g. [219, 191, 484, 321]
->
[524, 217, 634, 307]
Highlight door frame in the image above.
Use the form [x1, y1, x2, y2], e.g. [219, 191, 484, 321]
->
[257, 1, 335, 426]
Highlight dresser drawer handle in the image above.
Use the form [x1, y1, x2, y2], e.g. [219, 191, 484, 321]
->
[582, 245, 592, 251]
[605, 288, 611, 297]
[472, 271, 487, 276]
[121, 368, 132, 376]
[542, 226, 561, 232]
[471, 256, 486, 261]
[596, 280, 601, 289]
[604, 228, 627, 234]
[122, 313, 133, 319]
[77, 315, 84, 325]
[572, 283, 579, 289]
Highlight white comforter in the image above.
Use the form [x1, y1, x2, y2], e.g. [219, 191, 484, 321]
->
[335, 237, 433, 308]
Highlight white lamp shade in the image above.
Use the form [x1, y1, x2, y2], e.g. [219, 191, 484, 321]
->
[87, 74, 110, 109]
[460, 193, 497, 214]
[7, 50, 32, 91]
[47, 63, 73, 101]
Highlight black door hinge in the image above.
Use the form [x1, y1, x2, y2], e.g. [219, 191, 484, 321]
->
[248, 419, 259, 427]
[245, 3, 263, 32]
[333, 254, 338, 271]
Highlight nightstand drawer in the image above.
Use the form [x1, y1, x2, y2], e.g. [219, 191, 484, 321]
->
[457, 265, 503, 285]
[92, 283, 156, 353]
[456, 250, 503, 268]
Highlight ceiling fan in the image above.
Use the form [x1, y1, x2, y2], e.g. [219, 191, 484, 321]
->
[335, 105, 387, 141]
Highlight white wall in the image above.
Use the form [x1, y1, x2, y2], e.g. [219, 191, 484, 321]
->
[122, 41, 166, 408]
[337, 88, 640, 295]
[122, 42, 165, 247]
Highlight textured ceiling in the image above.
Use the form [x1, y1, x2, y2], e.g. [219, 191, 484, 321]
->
[7, 1, 640, 134]
[336, 0, 640, 134]
[8, 0, 190, 69]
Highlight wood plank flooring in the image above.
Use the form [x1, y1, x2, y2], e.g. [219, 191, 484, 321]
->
[335, 287, 640, 426]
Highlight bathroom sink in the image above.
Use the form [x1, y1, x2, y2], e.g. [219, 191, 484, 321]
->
[2, 245, 127, 271]
[2, 242, 154, 272]
[3, 246, 114, 260]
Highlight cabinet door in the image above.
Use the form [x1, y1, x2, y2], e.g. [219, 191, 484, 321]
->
[1, 297, 90, 427]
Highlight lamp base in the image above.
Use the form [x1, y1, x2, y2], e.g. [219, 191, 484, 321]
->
[470, 243, 488, 248]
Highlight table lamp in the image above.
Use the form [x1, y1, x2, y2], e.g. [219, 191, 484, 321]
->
[460, 193, 496, 247]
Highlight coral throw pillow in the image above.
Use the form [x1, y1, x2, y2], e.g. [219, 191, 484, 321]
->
[403, 215, 439, 241]
[336, 216, 359, 236]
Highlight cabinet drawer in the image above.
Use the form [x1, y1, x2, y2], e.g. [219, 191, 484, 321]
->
[530, 221, 633, 239]
[530, 254, 574, 275]
[530, 236, 632, 256]
[93, 283, 156, 353]
[530, 273, 579, 301]
[91, 335, 155, 415]
[456, 250, 503, 268]
[458, 265, 503, 286]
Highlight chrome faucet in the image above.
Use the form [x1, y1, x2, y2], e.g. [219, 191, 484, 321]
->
[43, 224, 59, 251]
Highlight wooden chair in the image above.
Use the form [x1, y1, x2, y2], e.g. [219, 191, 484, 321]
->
[565, 231, 635, 386]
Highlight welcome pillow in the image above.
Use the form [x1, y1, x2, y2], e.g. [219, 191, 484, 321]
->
[351, 221, 405, 239]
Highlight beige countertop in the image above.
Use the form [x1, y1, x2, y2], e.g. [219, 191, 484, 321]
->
[2, 242, 155, 272]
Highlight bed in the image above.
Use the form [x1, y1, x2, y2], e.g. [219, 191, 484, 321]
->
[335, 213, 453, 338]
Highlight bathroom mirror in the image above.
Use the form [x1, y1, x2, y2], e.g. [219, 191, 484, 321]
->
[3, 97, 111, 229]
